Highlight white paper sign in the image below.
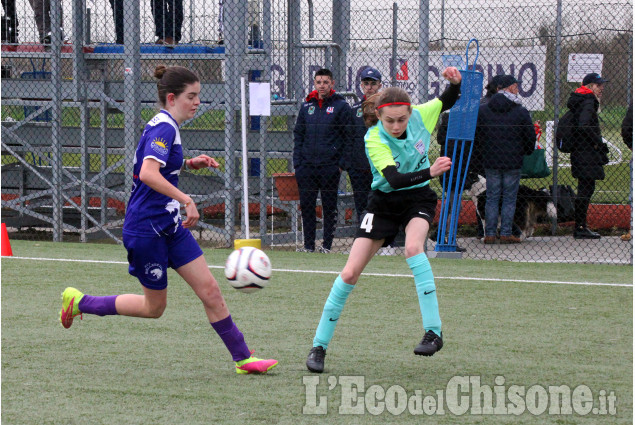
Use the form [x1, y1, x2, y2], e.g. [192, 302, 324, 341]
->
[249, 82, 271, 116]
[567, 54, 604, 82]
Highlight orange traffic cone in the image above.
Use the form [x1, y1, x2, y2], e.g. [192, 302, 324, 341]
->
[1, 223, 13, 256]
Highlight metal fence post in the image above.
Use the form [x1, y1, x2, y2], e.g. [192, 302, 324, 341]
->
[551, 0, 563, 236]
[123, 0, 141, 218]
[50, 0, 63, 241]
[332, 0, 350, 91]
[418, 0, 430, 103]
[391, 2, 398, 88]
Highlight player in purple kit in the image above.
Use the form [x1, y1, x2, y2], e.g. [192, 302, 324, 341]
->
[59, 65, 277, 375]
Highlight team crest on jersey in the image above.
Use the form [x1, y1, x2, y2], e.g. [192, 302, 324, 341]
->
[356, 108, 363, 117]
[414, 139, 426, 155]
[326, 107, 335, 114]
[151, 137, 168, 155]
[308, 106, 315, 115]
[144, 262, 164, 281]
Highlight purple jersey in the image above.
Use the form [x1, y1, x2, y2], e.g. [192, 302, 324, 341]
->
[123, 110, 184, 237]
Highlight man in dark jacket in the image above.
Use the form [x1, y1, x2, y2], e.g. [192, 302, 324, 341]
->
[293, 68, 351, 253]
[568, 73, 609, 239]
[348, 67, 382, 223]
[475, 75, 535, 244]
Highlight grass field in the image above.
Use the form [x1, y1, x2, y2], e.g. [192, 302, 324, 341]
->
[1, 240, 633, 424]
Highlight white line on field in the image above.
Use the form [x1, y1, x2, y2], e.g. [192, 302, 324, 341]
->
[4, 255, 632, 288]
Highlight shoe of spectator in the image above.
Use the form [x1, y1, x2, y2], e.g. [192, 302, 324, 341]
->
[41, 29, 68, 45]
[163, 37, 176, 45]
[483, 236, 496, 244]
[573, 226, 601, 240]
[621, 232, 632, 241]
[317, 246, 331, 254]
[155, 38, 165, 44]
[499, 235, 521, 244]
[296, 247, 314, 253]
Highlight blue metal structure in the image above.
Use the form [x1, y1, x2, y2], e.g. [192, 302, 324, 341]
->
[435, 38, 483, 254]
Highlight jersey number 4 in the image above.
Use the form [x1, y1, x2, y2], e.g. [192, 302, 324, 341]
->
[360, 213, 374, 233]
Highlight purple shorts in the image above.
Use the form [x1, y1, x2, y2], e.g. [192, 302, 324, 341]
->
[122, 226, 203, 290]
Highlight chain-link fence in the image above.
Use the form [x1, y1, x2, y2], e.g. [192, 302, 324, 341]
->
[1, 0, 632, 264]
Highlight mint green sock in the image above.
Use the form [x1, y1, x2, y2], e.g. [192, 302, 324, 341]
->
[313, 275, 355, 349]
[407, 253, 442, 335]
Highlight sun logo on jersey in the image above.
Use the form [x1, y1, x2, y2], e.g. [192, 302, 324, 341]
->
[151, 137, 169, 155]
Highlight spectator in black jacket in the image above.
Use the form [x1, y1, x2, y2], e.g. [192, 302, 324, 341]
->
[476, 75, 535, 244]
[109, 0, 123, 44]
[293, 69, 351, 253]
[1, 0, 18, 43]
[152, 0, 183, 45]
[568, 73, 609, 239]
[621, 103, 632, 241]
[348, 67, 382, 223]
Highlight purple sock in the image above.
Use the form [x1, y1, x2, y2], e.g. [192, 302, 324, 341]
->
[77, 295, 119, 316]
[210, 315, 251, 362]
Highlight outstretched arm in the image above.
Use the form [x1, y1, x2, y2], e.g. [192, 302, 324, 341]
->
[381, 156, 452, 190]
[184, 155, 220, 170]
[438, 67, 462, 112]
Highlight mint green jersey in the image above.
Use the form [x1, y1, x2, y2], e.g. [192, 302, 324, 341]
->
[364, 98, 443, 193]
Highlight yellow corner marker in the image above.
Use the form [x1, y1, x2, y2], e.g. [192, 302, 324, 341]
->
[233, 239, 262, 250]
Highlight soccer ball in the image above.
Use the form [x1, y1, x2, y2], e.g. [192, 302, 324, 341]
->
[224, 247, 272, 293]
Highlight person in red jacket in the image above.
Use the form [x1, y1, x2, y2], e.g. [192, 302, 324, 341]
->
[568, 73, 609, 239]
[293, 68, 351, 253]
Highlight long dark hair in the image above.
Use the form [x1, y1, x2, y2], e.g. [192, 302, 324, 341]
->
[361, 87, 412, 127]
[154, 65, 199, 107]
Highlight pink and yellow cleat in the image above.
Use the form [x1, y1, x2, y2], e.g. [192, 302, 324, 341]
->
[235, 353, 278, 374]
[59, 287, 84, 329]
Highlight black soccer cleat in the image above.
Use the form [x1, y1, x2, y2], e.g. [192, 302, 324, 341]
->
[306, 346, 326, 373]
[414, 330, 443, 356]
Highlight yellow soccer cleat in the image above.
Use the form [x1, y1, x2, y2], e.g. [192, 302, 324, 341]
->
[59, 287, 84, 329]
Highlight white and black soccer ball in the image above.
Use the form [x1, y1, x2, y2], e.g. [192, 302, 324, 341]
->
[224, 247, 272, 293]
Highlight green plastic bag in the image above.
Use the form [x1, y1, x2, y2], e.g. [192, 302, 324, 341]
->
[521, 148, 551, 179]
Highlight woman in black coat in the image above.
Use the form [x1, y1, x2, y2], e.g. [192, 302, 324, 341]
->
[567, 73, 609, 239]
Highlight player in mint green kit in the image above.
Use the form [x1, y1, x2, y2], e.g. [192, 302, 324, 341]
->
[306, 67, 462, 373]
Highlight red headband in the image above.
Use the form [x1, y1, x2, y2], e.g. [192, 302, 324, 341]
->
[376, 102, 411, 109]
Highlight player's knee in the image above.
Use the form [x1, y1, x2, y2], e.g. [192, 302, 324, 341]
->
[146, 301, 167, 318]
[340, 268, 360, 285]
[200, 280, 225, 308]
[404, 242, 424, 258]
